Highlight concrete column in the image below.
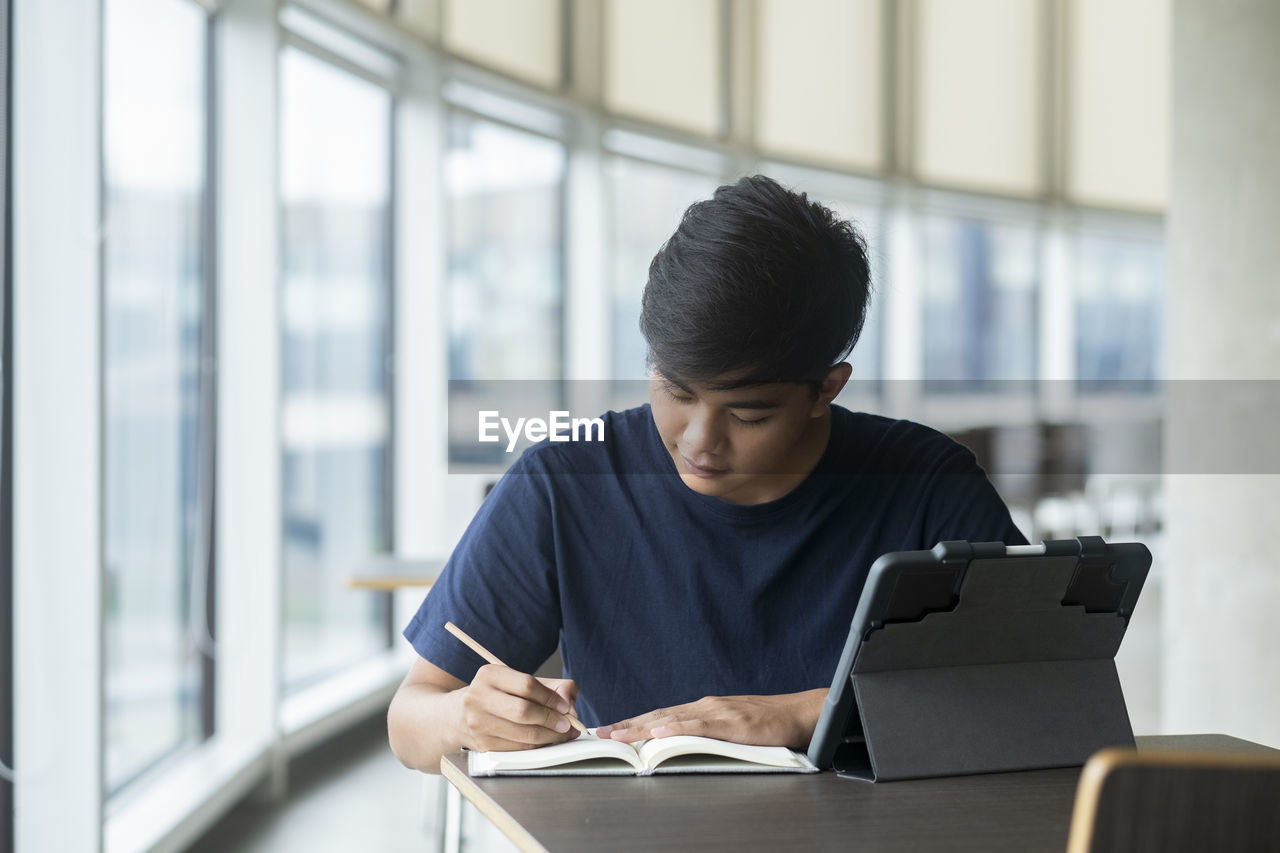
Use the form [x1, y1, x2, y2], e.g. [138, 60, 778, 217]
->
[1163, 0, 1280, 746]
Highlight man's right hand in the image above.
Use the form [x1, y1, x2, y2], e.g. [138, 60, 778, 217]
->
[389, 656, 583, 772]
[460, 665, 581, 752]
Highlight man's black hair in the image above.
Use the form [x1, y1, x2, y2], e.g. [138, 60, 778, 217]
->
[639, 174, 872, 389]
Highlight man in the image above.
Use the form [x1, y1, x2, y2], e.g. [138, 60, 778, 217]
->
[388, 175, 1024, 772]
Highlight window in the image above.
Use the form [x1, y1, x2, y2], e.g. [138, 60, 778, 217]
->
[1066, 0, 1169, 210]
[603, 0, 722, 136]
[606, 156, 717, 384]
[279, 47, 393, 691]
[443, 0, 562, 89]
[445, 112, 566, 464]
[921, 214, 1039, 390]
[914, 0, 1043, 195]
[102, 0, 209, 793]
[755, 0, 883, 171]
[1076, 232, 1163, 388]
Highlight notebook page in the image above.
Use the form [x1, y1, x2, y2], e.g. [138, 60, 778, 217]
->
[468, 732, 643, 775]
[638, 735, 818, 773]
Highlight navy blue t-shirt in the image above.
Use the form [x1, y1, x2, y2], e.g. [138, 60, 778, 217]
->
[404, 403, 1025, 727]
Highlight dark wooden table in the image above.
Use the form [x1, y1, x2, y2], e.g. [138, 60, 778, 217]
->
[440, 735, 1277, 853]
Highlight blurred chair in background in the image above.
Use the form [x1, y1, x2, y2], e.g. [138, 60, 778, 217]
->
[950, 419, 1161, 545]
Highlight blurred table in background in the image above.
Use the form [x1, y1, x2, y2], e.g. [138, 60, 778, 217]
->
[347, 556, 447, 591]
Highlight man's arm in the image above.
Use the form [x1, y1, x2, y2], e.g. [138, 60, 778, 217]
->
[388, 657, 581, 773]
[594, 689, 827, 750]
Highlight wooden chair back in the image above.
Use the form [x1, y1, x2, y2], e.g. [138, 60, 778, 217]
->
[1067, 747, 1280, 853]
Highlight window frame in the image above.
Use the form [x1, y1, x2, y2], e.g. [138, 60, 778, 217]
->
[0, 0, 14, 847]
[12, 0, 104, 848]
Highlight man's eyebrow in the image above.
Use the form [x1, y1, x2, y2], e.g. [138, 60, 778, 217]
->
[660, 375, 782, 408]
[662, 376, 695, 394]
[704, 377, 784, 408]
[720, 398, 782, 410]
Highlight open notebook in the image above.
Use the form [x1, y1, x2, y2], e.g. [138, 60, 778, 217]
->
[468, 730, 819, 777]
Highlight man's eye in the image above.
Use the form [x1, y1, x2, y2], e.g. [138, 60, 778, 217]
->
[731, 414, 768, 426]
[663, 385, 694, 403]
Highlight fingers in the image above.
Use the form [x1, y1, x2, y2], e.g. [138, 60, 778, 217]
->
[603, 725, 650, 743]
[539, 676, 580, 705]
[479, 666, 572, 713]
[600, 694, 821, 748]
[594, 717, 633, 740]
[599, 697, 745, 743]
[538, 677, 581, 719]
[467, 710, 569, 750]
[462, 665, 582, 752]
[535, 677, 592, 735]
[599, 708, 678, 742]
[469, 731, 557, 753]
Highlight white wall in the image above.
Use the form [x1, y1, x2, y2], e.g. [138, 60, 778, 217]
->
[1163, 0, 1280, 747]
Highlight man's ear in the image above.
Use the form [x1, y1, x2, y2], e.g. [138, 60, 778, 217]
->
[811, 362, 852, 415]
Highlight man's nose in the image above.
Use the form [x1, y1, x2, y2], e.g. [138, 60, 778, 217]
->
[682, 407, 726, 457]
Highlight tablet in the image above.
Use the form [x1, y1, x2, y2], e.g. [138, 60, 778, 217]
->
[806, 537, 1151, 780]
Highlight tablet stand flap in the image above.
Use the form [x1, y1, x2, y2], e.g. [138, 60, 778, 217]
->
[840, 659, 1134, 781]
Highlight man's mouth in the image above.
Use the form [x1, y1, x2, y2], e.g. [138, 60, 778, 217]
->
[681, 455, 727, 479]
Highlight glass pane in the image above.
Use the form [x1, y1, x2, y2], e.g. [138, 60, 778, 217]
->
[280, 48, 392, 690]
[606, 157, 718, 386]
[1067, 0, 1169, 209]
[921, 215, 1039, 389]
[1076, 233, 1164, 388]
[755, 0, 882, 170]
[102, 0, 207, 792]
[445, 112, 565, 463]
[443, 0, 562, 89]
[603, 0, 721, 136]
[915, 0, 1042, 195]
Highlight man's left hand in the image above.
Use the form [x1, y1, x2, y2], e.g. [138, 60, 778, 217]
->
[595, 689, 827, 750]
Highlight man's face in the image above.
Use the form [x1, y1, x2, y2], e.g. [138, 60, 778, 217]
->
[648, 371, 834, 506]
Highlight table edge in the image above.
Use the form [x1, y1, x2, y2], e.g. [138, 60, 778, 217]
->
[441, 754, 550, 853]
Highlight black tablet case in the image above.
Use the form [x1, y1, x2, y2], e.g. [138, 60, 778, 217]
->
[808, 537, 1150, 782]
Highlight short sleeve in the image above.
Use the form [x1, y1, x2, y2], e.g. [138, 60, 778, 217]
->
[923, 444, 1029, 546]
[402, 454, 563, 683]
